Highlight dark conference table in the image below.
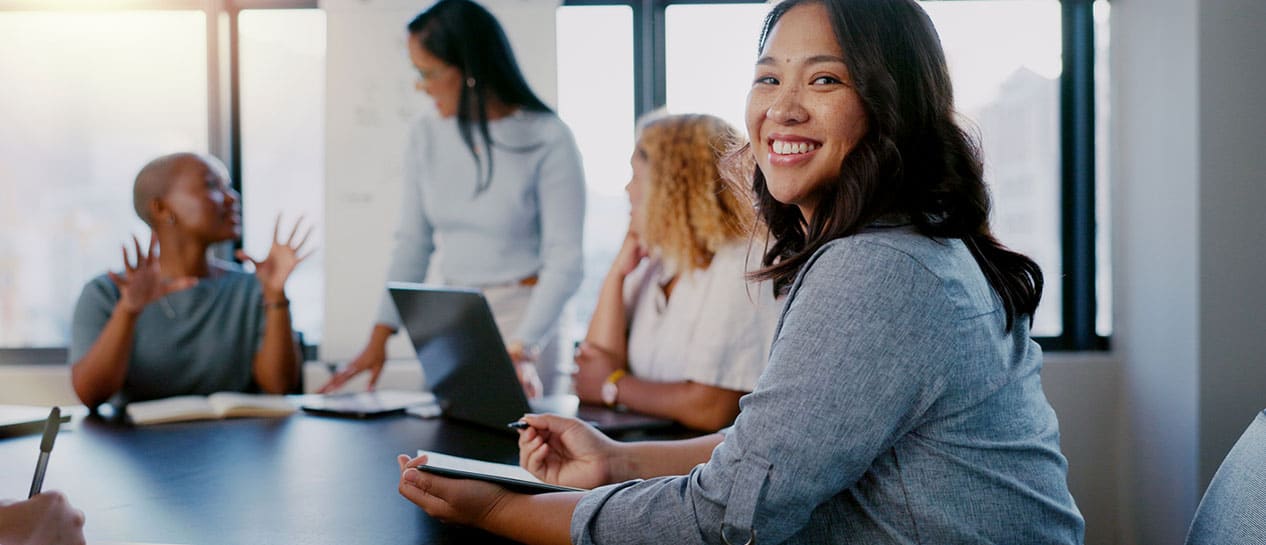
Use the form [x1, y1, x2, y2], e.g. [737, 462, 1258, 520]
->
[0, 411, 529, 544]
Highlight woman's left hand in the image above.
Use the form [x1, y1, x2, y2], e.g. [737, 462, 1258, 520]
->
[571, 342, 624, 404]
[237, 215, 314, 297]
[506, 341, 543, 398]
[397, 454, 511, 527]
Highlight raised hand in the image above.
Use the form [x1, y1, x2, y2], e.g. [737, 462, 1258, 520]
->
[516, 414, 619, 489]
[107, 233, 197, 316]
[236, 215, 313, 299]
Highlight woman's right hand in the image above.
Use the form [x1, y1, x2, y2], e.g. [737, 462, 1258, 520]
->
[613, 231, 648, 277]
[108, 233, 196, 316]
[516, 414, 622, 489]
[318, 331, 389, 393]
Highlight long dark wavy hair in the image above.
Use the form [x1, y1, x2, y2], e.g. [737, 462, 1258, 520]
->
[750, 0, 1043, 331]
[407, 0, 552, 192]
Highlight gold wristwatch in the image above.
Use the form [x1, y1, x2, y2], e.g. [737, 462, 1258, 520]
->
[601, 369, 627, 408]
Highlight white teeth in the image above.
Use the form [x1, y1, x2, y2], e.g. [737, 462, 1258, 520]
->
[772, 140, 819, 155]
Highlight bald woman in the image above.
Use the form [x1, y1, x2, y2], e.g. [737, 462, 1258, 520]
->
[69, 153, 311, 409]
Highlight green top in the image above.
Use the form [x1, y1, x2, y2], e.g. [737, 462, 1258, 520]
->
[69, 263, 266, 408]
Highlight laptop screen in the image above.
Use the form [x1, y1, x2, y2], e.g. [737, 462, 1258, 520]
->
[388, 282, 676, 435]
[388, 282, 532, 431]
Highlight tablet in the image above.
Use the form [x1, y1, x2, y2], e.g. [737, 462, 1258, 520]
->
[300, 391, 436, 419]
[414, 450, 585, 494]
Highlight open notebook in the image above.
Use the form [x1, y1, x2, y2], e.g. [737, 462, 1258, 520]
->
[126, 393, 297, 425]
[415, 450, 586, 494]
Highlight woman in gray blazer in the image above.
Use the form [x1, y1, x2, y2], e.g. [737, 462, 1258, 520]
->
[395, 0, 1085, 543]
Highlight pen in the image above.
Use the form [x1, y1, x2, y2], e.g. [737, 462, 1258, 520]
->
[507, 419, 600, 430]
[29, 406, 60, 499]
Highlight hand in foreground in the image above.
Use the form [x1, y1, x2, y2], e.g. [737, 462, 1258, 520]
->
[517, 413, 620, 489]
[108, 233, 197, 316]
[236, 214, 313, 298]
[0, 492, 86, 545]
[397, 454, 511, 527]
[318, 342, 386, 393]
[571, 342, 624, 404]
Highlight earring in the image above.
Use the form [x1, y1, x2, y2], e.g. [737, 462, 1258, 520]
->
[166, 215, 176, 225]
[466, 77, 476, 88]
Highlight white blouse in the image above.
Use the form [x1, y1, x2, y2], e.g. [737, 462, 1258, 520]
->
[622, 242, 782, 392]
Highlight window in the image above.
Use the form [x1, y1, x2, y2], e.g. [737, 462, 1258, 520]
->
[0, 10, 208, 352]
[921, 1, 1064, 336]
[239, 8, 327, 342]
[558, 0, 1108, 350]
[556, 5, 636, 342]
[664, 3, 769, 132]
[0, 1, 321, 364]
[1094, 0, 1111, 337]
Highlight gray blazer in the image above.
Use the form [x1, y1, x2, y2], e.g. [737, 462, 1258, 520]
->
[572, 226, 1085, 544]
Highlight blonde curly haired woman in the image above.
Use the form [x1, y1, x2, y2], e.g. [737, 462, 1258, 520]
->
[571, 113, 781, 431]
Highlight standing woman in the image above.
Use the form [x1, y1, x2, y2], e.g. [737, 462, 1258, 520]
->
[321, 0, 585, 397]
[394, 0, 1085, 543]
[70, 153, 308, 408]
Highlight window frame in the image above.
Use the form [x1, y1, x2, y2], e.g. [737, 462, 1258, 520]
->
[561, 0, 1108, 351]
[0, 0, 1106, 363]
[0, 0, 318, 365]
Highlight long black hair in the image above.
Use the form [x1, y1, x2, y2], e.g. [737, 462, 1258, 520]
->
[407, 0, 552, 192]
[750, 0, 1043, 331]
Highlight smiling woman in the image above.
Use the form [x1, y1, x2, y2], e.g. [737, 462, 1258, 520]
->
[393, 1, 1084, 543]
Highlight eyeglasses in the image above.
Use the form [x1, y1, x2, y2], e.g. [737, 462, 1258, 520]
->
[415, 65, 455, 83]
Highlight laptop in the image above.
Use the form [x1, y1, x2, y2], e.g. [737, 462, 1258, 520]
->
[387, 282, 674, 434]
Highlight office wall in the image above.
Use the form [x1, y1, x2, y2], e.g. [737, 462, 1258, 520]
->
[1114, 1, 1266, 544]
[1040, 354, 1121, 545]
[320, 0, 560, 362]
[1195, 0, 1266, 492]
[0, 365, 79, 406]
[1113, 1, 1200, 544]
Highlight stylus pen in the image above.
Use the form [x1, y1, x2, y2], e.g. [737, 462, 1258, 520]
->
[507, 419, 599, 430]
[29, 406, 61, 498]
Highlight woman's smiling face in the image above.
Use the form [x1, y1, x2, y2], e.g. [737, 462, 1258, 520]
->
[745, 1, 869, 223]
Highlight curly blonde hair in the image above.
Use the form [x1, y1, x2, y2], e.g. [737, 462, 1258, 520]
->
[637, 113, 755, 273]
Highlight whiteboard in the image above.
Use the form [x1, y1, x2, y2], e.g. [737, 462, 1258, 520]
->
[321, 0, 561, 361]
